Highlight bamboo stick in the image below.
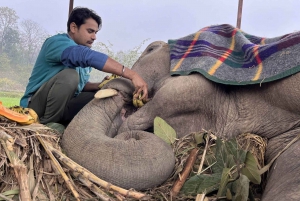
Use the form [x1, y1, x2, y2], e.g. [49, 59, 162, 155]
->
[0, 132, 32, 200]
[72, 171, 115, 201]
[12, 163, 31, 201]
[170, 148, 199, 198]
[36, 134, 81, 201]
[197, 134, 210, 174]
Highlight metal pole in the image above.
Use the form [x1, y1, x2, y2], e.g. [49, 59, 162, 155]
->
[236, 0, 243, 29]
[69, 0, 74, 16]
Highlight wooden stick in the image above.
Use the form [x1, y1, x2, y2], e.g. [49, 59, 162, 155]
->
[32, 166, 44, 201]
[0, 132, 32, 201]
[197, 134, 210, 174]
[46, 143, 149, 200]
[12, 163, 32, 201]
[170, 148, 199, 198]
[72, 171, 115, 201]
[36, 134, 81, 201]
[195, 134, 210, 200]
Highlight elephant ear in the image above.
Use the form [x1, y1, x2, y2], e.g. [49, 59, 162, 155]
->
[154, 116, 176, 144]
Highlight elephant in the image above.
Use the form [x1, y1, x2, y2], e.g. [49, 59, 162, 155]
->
[62, 40, 300, 200]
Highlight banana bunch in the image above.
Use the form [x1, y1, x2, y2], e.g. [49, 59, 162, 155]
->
[133, 93, 146, 108]
[98, 74, 120, 89]
[8, 106, 39, 125]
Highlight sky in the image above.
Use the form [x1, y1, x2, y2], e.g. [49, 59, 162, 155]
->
[1, 0, 300, 51]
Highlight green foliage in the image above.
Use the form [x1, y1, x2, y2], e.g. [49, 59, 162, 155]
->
[181, 173, 221, 195]
[153, 116, 177, 144]
[182, 138, 261, 199]
[241, 152, 261, 184]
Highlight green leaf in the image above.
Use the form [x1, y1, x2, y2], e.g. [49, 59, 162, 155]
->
[1, 189, 19, 196]
[217, 168, 231, 197]
[153, 116, 176, 144]
[226, 188, 233, 200]
[181, 173, 222, 196]
[212, 138, 228, 173]
[225, 139, 247, 164]
[232, 174, 250, 201]
[241, 152, 261, 184]
[0, 189, 19, 201]
[194, 132, 205, 145]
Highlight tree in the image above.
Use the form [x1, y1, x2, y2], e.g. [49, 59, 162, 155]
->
[19, 19, 49, 65]
[90, 39, 149, 81]
[2, 27, 21, 62]
[0, 7, 19, 54]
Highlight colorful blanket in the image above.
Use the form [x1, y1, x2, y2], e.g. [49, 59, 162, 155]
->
[168, 24, 300, 85]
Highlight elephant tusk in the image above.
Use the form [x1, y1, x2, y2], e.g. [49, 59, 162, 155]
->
[94, 89, 118, 99]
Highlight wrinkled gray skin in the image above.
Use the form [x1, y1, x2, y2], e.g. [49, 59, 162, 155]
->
[63, 41, 300, 200]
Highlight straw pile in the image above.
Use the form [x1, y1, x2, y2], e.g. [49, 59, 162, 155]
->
[0, 116, 267, 201]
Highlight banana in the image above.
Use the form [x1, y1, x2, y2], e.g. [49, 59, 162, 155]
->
[98, 74, 120, 89]
[136, 99, 144, 107]
[133, 98, 138, 108]
[26, 108, 39, 124]
[132, 93, 146, 108]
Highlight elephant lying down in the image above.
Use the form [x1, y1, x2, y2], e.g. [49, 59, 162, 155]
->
[62, 41, 300, 200]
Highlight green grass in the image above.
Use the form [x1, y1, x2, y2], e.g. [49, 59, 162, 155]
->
[0, 91, 23, 107]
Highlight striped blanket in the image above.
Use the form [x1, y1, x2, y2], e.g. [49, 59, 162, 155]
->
[168, 24, 300, 85]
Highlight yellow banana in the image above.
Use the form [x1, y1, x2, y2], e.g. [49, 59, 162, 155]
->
[132, 93, 146, 108]
[26, 108, 39, 124]
[136, 99, 144, 107]
[133, 98, 138, 108]
[98, 74, 120, 89]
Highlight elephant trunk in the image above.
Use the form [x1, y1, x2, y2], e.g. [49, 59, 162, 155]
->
[61, 93, 175, 190]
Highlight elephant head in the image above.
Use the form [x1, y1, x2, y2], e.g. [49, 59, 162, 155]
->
[61, 41, 175, 190]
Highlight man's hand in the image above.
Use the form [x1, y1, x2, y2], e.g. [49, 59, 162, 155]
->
[131, 73, 148, 102]
[100, 58, 148, 101]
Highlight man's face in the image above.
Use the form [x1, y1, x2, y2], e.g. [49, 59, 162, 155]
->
[70, 18, 99, 48]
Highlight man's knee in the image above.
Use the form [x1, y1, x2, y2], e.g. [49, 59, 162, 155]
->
[55, 68, 79, 87]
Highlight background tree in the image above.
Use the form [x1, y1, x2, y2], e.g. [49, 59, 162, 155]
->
[19, 19, 49, 65]
[0, 7, 19, 54]
[90, 39, 149, 81]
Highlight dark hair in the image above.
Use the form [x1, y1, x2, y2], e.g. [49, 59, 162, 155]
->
[67, 7, 102, 32]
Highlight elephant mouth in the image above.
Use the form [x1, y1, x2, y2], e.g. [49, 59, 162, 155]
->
[95, 87, 154, 135]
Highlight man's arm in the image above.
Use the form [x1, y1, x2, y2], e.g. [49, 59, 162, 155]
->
[82, 82, 101, 92]
[61, 46, 148, 101]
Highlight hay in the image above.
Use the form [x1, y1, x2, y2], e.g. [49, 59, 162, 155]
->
[0, 116, 266, 200]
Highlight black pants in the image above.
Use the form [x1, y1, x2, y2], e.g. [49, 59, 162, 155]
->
[28, 69, 95, 125]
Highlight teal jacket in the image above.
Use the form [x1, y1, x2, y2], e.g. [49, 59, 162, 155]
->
[20, 33, 108, 107]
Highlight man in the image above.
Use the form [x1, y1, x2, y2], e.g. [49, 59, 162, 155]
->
[20, 7, 148, 125]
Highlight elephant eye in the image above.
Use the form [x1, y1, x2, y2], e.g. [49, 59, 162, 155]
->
[147, 47, 154, 52]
